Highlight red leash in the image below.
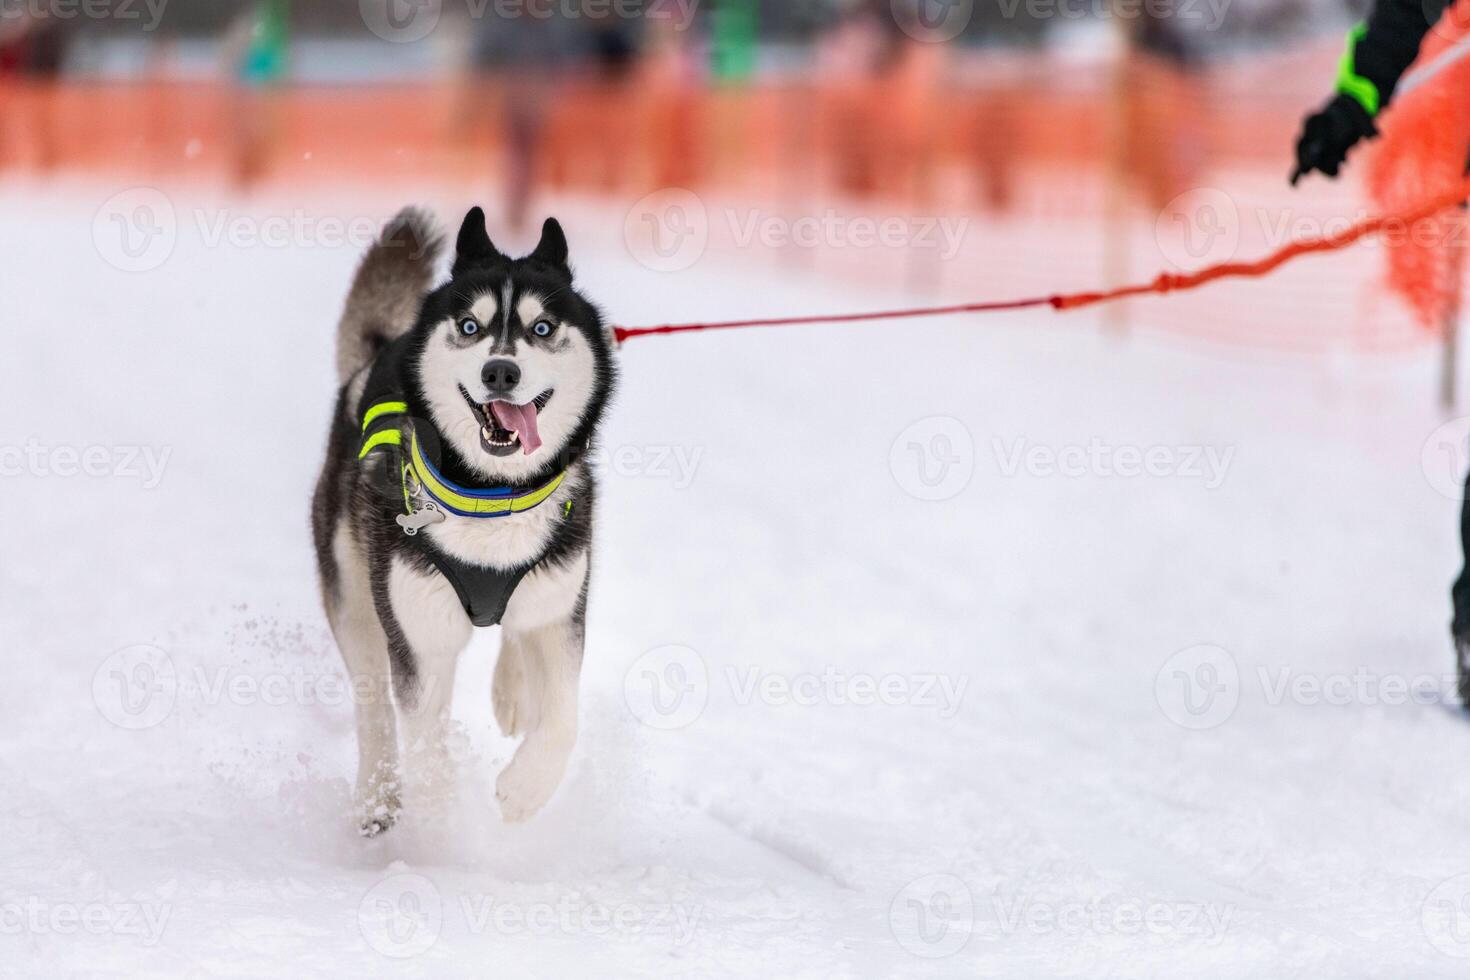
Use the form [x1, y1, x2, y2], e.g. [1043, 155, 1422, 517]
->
[613, 177, 1470, 345]
[613, 296, 1057, 342]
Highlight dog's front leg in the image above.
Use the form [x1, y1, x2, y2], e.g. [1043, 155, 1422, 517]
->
[495, 617, 584, 822]
[492, 635, 538, 737]
[326, 524, 402, 837]
[378, 557, 472, 808]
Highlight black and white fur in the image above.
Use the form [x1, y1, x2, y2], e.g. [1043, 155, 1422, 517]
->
[311, 207, 616, 833]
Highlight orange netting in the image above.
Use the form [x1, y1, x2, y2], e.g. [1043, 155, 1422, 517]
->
[1367, 0, 1470, 328]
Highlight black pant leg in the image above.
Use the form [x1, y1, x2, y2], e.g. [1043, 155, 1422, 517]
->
[1453, 464, 1470, 638]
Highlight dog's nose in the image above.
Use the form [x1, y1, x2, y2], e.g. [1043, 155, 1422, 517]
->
[481, 359, 521, 396]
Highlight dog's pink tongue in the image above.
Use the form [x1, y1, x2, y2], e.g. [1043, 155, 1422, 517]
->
[491, 400, 542, 455]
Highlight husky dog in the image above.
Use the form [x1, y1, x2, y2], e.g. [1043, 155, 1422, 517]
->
[311, 206, 616, 834]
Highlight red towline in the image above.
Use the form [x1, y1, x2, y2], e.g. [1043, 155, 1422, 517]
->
[613, 177, 1470, 344]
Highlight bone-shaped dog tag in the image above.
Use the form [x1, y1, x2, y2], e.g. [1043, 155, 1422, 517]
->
[397, 503, 445, 537]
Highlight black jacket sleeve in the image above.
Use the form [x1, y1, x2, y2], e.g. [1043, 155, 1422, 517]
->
[1350, 0, 1444, 111]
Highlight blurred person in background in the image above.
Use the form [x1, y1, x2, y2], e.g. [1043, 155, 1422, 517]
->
[642, 14, 705, 190]
[817, 0, 905, 198]
[1290, 0, 1470, 699]
[543, 12, 642, 196]
[471, 1, 582, 232]
[224, 0, 290, 188]
[883, 0, 948, 207]
[0, 8, 70, 172]
[1118, 0, 1212, 212]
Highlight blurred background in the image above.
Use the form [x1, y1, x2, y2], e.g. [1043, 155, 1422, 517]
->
[0, 0, 1429, 353]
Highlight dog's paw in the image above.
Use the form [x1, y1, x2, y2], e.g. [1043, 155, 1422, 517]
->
[492, 649, 539, 738]
[358, 795, 400, 838]
[495, 743, 568, 823]
[357, 777, 401, 838]
[360, 813, 396, 838]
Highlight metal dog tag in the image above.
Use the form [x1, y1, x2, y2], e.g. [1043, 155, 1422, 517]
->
[397, 502, 445, 537]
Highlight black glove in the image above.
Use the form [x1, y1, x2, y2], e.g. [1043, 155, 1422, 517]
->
[1290, 93, 1378, 185]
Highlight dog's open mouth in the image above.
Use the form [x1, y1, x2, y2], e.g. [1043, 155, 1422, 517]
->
[460, 386, 553, 457]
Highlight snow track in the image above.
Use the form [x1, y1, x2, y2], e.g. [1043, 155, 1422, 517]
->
[4, 184, 1470, 977]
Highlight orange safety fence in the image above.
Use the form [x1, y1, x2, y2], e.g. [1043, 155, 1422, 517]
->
[0, 36, 1455, 357]
[0, 45, 1336, 199]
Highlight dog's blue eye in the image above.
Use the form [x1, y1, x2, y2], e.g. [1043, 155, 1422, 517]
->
[459, 319, 479, 337]
[533, 319, 554, 337]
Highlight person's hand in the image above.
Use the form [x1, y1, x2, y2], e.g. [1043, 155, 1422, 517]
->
[1290, 94, 1378, 185]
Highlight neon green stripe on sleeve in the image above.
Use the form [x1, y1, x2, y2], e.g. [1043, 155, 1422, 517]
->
[1336, 23, 1381, 115]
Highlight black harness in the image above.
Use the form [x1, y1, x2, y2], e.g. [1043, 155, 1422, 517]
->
[355, 337, 568, 628]
[410, 539, 532, 629]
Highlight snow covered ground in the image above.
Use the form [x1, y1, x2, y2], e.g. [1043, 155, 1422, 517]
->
[4, 182, 1470, 977]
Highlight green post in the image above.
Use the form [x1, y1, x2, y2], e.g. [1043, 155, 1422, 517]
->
[241, 0, 290, 85]
[710, 0, 758, 84]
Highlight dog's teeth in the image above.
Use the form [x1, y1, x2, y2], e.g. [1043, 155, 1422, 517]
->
[481, 422, 518, 448]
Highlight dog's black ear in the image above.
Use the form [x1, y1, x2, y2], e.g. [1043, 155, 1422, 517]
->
[529, 217, 570, 274]
[452, 206, 504, 276]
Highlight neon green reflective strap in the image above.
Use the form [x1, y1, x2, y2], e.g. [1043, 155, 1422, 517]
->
[358, 428, 403, 460]
[1336, 23, 1380, 115]
[362, 400, 408, 433]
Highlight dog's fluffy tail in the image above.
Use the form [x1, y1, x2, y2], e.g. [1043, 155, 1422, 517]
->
[336, 207, 443, 383]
